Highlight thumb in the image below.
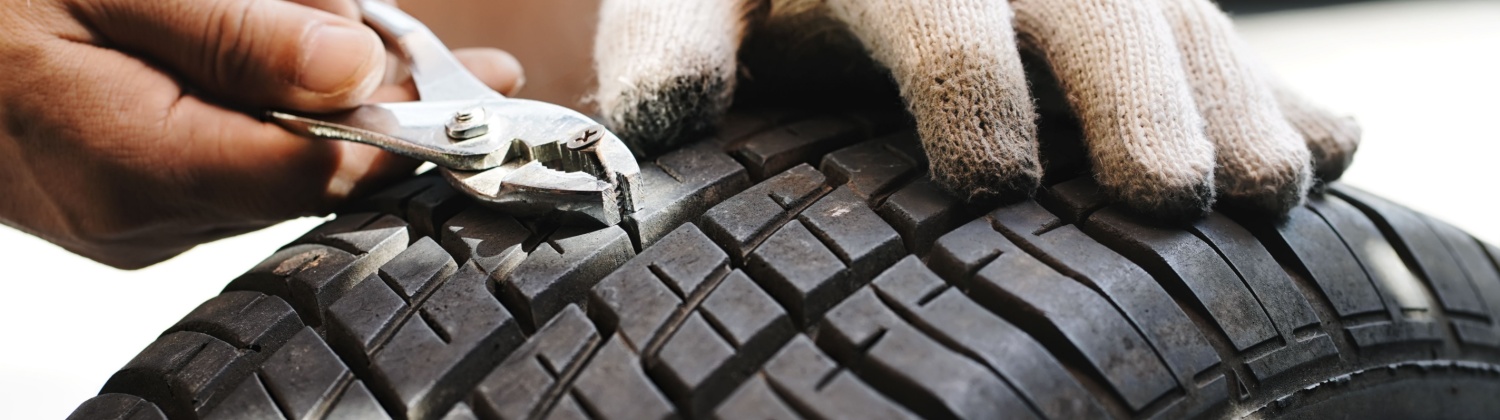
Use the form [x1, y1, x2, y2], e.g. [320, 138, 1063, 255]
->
[73, 0, 385, 112]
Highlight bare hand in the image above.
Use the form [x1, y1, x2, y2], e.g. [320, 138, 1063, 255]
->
[0, 0, 522, 268]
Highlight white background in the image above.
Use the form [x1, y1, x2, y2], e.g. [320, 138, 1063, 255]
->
[3, 1, 1498, 418]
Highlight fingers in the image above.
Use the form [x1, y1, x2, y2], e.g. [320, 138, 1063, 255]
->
[1012, 0, 1216, 220]
[1157, 0, 1312, 214]
[593, 0, 757, 155]
[287, 0, 360, 20]
[70, 0, 386, 112]
[166, 49, 523, 220]
[1271, 82, 1361, 182]
[372, 48, 526, 103]
[20, 40, 516, 267]
[453, 48, 527, 97]
[824, 0, 1040, 200]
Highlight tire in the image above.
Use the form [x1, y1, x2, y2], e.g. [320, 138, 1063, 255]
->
[68, 108, 1500, 420]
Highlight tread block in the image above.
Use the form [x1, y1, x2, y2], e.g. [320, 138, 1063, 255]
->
[227, 245, 342, 299]
[224, 245, 360, 328]
[927, 218, 1007, 284]
[820, 136, 919, 199]
[640, 224, 732, 298]
[970, 250, 1176, 411]
[259, 328, 352, 420]
[745, 220, 854, 327]
[651, 312, 738, 414]
[698, 165, 828, 263]
[732, 116, 865, 180]
[1036, 177, 1108, 223]
[379, 237, 458, 303]
[369, 264, 526, 420]
[1346, 320, 1441, 349]
[326, 273, 407, 369]
[345, 176, 448, 217]
[203, 375, 281, 420]
[588, 265, 682, 349]
[439, 403, 477, 420]
[571, 336, 677, 420]
[1453, 320, 1500, 349]
[1333, 186, 1492, 319]
[542, 396, 591, 420]
[1244, 334, 1339, 382]
[500, 225, 635, 330]
[406, 180, 470, 240]
[699, 270, 797, 357]
[167, 291, 302, 362]
[68, 394, 167, 420]
[440, 208, 529, 275]
[988, 201, 1219, 385]
[1427, 213, 1500, 293]
[473, 306, 599, 420]
[871, 257, 1111, 419]
[285, 248, 390, 330]
[821, 288, 1038, 419]
[1083, 207, 1279, 351]
[295, 214, 410, 258]
[762, 335, 917, 420]
[101, 331, 251, 419]
[798, 187, 905, 281]
[1423, 216, 1500, 345]
[1241, 206, 1388, 318]
[1190, 214, 1322, 335]
[871, 325, 1039, 419]
[877, 177, 964, 256]
[652, 269, 795, 416]
[712, 375, 803, 420]
[291, 213, 381, 247]
[627, 141, 752, 248]
[1308, 196, 1433, 316]
[1307, 195, 1465, 346]
[325, 381, 391, 420]
[234, 216, 407, 328]
[712, 109, 794, 145]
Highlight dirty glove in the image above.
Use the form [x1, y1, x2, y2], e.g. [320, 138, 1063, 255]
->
[591, 0, 1361, 219]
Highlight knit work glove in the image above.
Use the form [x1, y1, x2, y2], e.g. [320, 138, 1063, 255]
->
[591, 0, 1361, 219]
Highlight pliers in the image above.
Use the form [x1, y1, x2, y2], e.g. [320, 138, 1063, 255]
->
[270, 1, 640, 227]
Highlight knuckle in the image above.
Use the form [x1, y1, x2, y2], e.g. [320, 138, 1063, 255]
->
[200, 0, 265, 89]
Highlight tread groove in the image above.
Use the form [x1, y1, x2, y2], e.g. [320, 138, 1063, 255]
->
[529, 333, 604, 420]
[982, 214, 1196, 396]
[1304, 198, 1460, 353]
[641, 269, 734, 362]
[869, 285, 1048, 419]
[74, 110, 1500, 420]
[762, 373, 830, 420]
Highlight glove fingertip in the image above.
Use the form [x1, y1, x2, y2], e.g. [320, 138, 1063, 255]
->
[1116, 177, 1217, 224]
[602, 73, 735, 156]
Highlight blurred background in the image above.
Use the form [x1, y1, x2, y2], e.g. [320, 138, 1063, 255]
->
[2, 0, 1497, 418]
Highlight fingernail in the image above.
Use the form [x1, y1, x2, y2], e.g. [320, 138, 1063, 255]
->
[299, 24, 381, 95]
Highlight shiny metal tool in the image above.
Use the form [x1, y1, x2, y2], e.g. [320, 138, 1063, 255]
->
[270, 1, 640, 226]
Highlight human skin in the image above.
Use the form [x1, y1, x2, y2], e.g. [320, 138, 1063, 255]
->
[401, 0, 599, 108]
[0, 0, 522, 268]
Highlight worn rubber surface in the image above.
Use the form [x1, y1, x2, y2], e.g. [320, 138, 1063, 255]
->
[70, 109, 1500, 419]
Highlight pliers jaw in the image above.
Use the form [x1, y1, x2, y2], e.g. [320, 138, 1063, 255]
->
[268, 1, 641, 227]
[442, 100, 641, 227]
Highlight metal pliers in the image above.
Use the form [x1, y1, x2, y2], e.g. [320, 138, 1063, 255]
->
[270, 1, 639, 226]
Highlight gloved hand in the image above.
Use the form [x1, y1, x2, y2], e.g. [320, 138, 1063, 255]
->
[0, 0, 522, 268]
[591, 0, 1361, 219]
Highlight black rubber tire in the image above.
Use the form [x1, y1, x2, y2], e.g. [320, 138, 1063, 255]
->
[68, 108, 1500, 420]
